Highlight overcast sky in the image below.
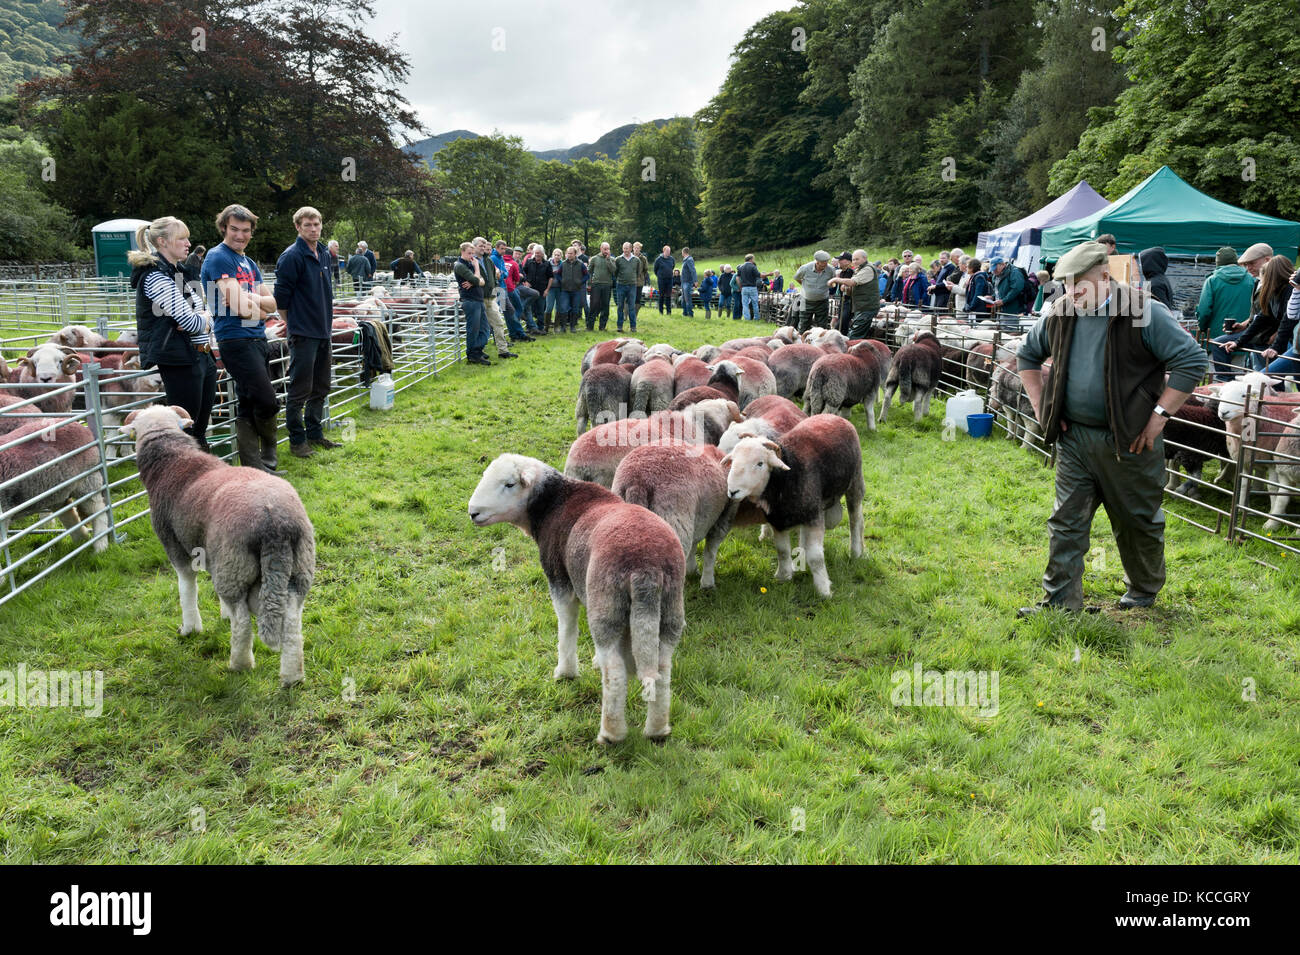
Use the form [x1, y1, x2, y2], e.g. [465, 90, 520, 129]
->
[370, 0, 795, 150]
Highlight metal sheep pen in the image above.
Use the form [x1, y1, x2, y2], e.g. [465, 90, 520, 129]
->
[0, 276, 466, 607]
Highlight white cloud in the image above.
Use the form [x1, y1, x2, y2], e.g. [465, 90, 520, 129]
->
[371, 0, 796, 150]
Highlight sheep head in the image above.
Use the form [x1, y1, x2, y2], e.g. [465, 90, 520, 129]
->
[468, 453, 550, 530]
[121, 404, 194, 444]
[20, 344, 80, 383]
[722, 437, 789, 505]
[1212, 373, 1281, 423]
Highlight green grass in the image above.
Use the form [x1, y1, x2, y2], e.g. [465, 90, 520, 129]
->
[2, 313, 1298, 863]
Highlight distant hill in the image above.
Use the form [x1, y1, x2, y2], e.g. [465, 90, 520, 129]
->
[406, 119, 672, 166]
[0, 0, 80, 95]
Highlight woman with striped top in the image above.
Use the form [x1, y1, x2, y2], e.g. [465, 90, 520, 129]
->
[129, 216, 218, 453]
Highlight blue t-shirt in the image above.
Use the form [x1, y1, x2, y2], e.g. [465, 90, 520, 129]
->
[201, 242, 265, 341]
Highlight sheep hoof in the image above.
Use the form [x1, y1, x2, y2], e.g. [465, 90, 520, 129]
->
[553, 665, 579, 680]
[595, 730, 625, 746]
[279, 674, 304, 688]
[699, 576, 716, 590]
[775, 568, 793, 582]
[644, 727, 671, 743]
[178, 622, 202, 636]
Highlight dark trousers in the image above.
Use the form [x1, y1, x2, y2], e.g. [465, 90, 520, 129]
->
[589, 285, 612, 329]
[1043, 423, 1167, 608]
[286, 335, 332, 445]
[217, 336, 278, 421]
[657, 279, 673, 313]
[797, 298, 830, 333]
[158, 352, 217, 446]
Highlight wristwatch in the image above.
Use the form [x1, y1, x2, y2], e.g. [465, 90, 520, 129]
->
[1154, 404, 1171, 418]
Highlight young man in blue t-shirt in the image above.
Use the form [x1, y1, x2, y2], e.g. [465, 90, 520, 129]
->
[200, 203, 283, 474]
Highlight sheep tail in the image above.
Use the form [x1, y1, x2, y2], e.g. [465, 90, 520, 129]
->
[257, 536, 294, 650]
[629, 570, 662, 701]
[899, 358, 914, 403]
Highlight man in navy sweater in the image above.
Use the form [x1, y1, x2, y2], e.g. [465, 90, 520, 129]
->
[653, 246, 676, 314]
[274, 206, 340, 459]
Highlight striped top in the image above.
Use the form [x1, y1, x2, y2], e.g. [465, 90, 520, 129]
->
[141, 269, 211, 346]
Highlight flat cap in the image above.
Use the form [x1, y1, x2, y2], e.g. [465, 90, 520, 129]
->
[814, 250, 831, 262]
[1054, 241, 1109, 280]
[1239, 242, 1273, 264]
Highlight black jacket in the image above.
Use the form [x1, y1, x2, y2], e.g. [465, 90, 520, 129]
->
[133, 254, 199, 368]
[1139, 247, 1174, 309]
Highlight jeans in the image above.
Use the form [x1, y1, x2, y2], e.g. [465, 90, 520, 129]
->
[1266, 347, 1300, 379]
[285, 335, 332, 445]
[615, 283, 638, 330]
[157, 351, 218, 446]
[681, 285, 694, 316]
[733, 290, 744, 319]
[545, 287, 560, 322]
[217, 336, 278, 421]
[657, 279, 673, 313]
[558, 288, 583, 323]
[741, 286, 759, 321]
[462, 297, 488, 358]
[718, 291, 731, 315]
[589, 285, 612, 329]
[517, 285, 541, 330]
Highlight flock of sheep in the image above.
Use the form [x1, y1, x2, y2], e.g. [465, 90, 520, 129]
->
[468, 313, 962, 745]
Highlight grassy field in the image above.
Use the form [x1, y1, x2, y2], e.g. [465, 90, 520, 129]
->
[2, 312, 1298, 863]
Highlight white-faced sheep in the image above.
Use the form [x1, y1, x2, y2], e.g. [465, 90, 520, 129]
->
[1210, 373, 1300, 514]
[672, 354, 714, 395]
[988, 356, 1052, 450]
[612, 443, 738, 588]
[582, 338, 645, 373]
[564, 398, 742, 487]
[708, 357, 776, 410]
[629, 357, 676, 417]
[0, 417, 108, 552]
[123, 405, 315, 686]
[881, 331, 944, 423]
[50, 325, 110, 351]
[736, 394, 807, 435]
[767, 343, 827, 399]
[469, 454, 685, 744]
[575, 363, 633, 436]
[804, 348, 884, 429]
[771, 325, 799, 344]
[722, 414, 865, 597]
[694, 344, 723, 364]
[804, 327, 849, 352]
[15, 344, 82, 414]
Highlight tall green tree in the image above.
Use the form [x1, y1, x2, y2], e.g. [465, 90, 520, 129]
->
[619, 119, 703, 247]
[1049, 0, 1300, 219]
[431, 133, 534, 247]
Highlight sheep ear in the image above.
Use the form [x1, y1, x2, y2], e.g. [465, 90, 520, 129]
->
[719, 453, 732, 469]
[169, 405, 193, 424]
[761, 440, 783, 457]
[727, 401, 743, 423]
[25, 346, 38, 358]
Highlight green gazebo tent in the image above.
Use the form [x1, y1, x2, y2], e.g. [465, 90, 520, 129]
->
[1040, 165, 1300, 262]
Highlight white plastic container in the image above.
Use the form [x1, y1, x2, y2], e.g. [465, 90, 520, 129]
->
[945, 390, 984, 434]
[369, 373, 395, 410]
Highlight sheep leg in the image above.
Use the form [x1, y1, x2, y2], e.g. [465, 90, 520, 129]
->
[87, 493, 109, 553]
[549, 585, 581, 680]
[865, 392, 877, 432]
[54, 502, 90, 543]
[700, 512, 732, 590]
[773, 528, 794, 581]
[805, 520, 832, 597]
[594, 642, 628, 745]
[278, 594, 306, 687]
[644, 643, 674, 740]
[848, 490, 864, 558]
[228, 597, 255, 672]
[176, 565, 203, 635]
[823, 500, 843, 530]
[1263, 466, 1291, 533]
[879, 385, 895, 422]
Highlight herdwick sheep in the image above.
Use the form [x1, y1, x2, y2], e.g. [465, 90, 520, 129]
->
[718, 396, 808, 454]
[805, 348, 884, 429]
[469, 454, 685, 744]
[15, 344, 82, 414]
[50, 325, 110, 351]
[1260, 410, 1300, 531]
[988, 357, 1053, 450]
[722, 414, 865, 597]
[0, 417, 108, 552]
[582, 338, 645, 373]
[719, 336, 770, 352]
[1162, 402, 1228, 499]
[966, 339, 1015, 392]
[672, 354, 714, 395]
[575, 363, 633, 436]
[643, 343, 680, 362]
[881, 331, 944, 423]
[0, 393, 26, 433]
[694, 344, 723, 363]
[668, 385, 736, 411]
[629, 357, 676, 417]
[612, 443, 737, 588]
[804, 327, 849, 352]
[733, 346, 774, 366]
[767, 343, 828, 399]
[771, 326, 799, 344]
[850, 338, 892, 382]
[123, 405, 315, 686]
[1210, 373, 1300, 512]
[564, 398, 742, 487]
[708, 358, 776, 410]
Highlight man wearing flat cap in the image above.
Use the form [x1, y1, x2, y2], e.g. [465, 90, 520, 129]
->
[795, 250, 834, 332]
[1015, 241, 1208, 615]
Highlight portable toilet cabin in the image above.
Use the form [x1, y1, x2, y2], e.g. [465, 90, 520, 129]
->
[92, 219, 150, 277]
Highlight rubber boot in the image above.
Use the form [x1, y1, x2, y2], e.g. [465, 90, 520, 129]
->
[255, 414, 283, 475]
[235, 418, 266, 472]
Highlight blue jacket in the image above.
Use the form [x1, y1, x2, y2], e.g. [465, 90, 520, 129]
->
[699, 275, 716, 300]
[966, 271, 992, 314]
[901, 273, 929, 306]
[653, 254, 675, 283]
[891, 272, 906, 302]
[274, 236, 335, 339]
[681, 256, 697, 287]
